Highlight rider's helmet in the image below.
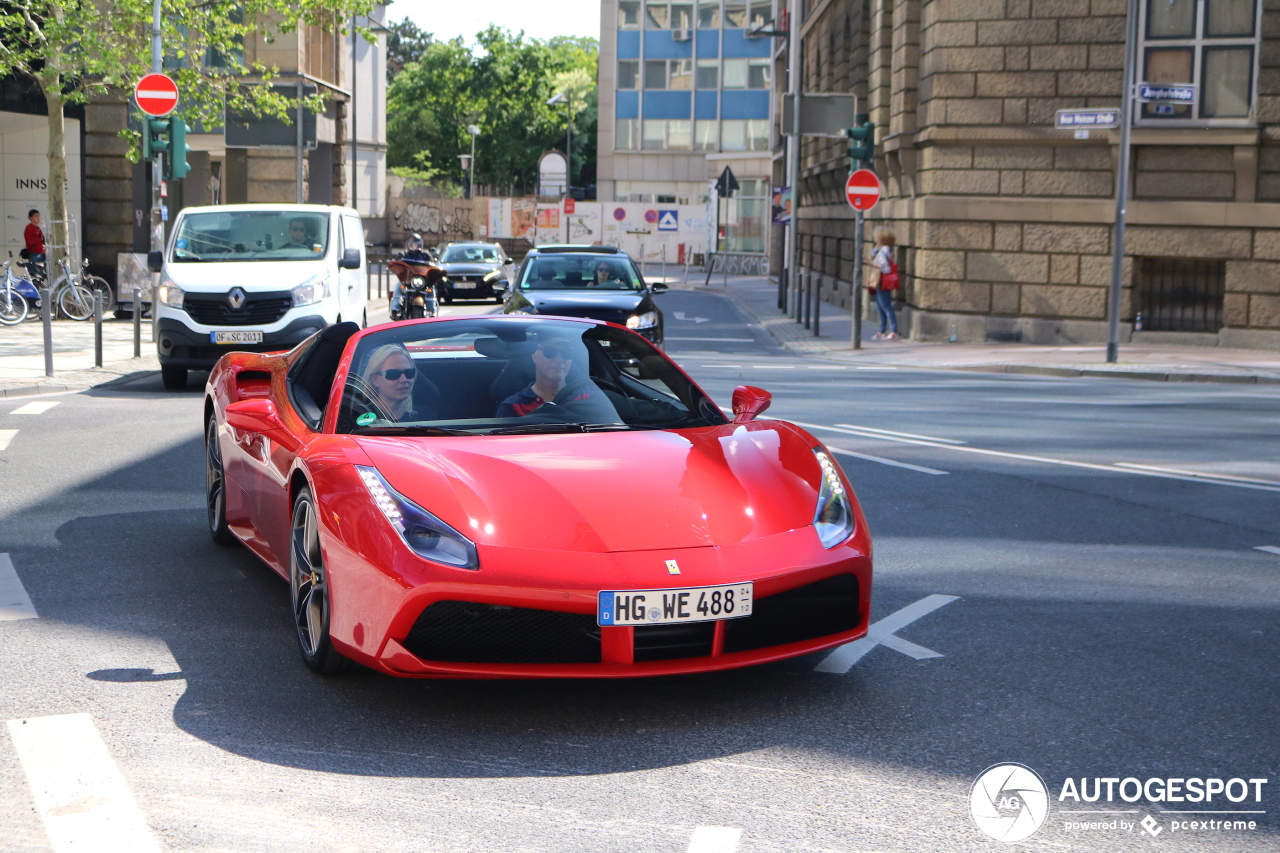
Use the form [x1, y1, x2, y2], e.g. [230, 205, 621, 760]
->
[406, 233, 424, 252]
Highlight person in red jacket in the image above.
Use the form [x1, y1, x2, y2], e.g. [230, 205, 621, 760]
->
[23, 209, 46, 274]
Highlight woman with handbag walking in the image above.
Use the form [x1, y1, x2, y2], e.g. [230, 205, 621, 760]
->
[867, 228, 901, 340]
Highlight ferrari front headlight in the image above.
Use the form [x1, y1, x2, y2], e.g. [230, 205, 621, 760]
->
[356, 466, 479, 569]
[627, 311, 658, 330]
[813, 449, 855, 548]
[292, 271, 330, 307]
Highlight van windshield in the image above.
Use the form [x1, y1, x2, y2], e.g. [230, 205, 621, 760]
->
[171, 211, 330, 262]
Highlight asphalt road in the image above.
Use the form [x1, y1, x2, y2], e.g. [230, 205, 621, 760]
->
[0, 288, 1277, 852]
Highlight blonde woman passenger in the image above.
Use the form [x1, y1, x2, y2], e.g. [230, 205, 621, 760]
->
[361, 343, 419, 421]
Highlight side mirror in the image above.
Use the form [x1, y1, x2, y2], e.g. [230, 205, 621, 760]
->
[651, 282, 669, 294]
[496, 279, 510, 291]
[338, 248, 361, 270]
[224, 399, 297, 450]
[147, 250, 164, 273]
[731, 385, 772, 424]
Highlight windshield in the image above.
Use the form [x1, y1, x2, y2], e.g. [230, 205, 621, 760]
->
[335, 318, 727, 435]
[518, 254, 643, 291]
[441, 245, 500, 263]
[171, 211, 330, 262]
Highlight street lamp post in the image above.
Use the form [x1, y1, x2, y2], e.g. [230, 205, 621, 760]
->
[547, 92, 572, 195]
[466, 124, 480, 199]
[458, 154, 472, 199]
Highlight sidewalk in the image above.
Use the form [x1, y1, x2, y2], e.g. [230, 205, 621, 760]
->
[693, 276, 1280, 385]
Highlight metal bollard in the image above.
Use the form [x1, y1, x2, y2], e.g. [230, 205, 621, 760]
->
[41, 287, 53, 377]
[93, 290, 103, 367]
[133, 286, 141, 358]
[814, 276, 821, 337]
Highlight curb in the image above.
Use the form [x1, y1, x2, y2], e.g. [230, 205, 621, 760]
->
[703, 283, 1280, 386]
[0, 383, 92, 398]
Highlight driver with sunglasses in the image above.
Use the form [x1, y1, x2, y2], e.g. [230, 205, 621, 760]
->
[362, 343, 420, 421]
[496, 333, 617, 422]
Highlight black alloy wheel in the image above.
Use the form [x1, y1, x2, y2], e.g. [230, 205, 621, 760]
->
[205, 417, 236, 546]
[290, 487, 354, 674]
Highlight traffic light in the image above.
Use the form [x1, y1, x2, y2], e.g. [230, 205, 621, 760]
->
[167, 116, 190, 180]
[141, 117, 169, 161]
[847, 113, 875, 169]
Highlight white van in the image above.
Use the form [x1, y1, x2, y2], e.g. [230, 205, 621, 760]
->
[154, 204, 367, 389]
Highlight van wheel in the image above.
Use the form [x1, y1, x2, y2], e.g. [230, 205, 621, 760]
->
[161, 366, 188, 389]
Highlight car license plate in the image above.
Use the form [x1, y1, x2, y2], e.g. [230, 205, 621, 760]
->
[211, 330, 264, 344]
[598, 583, 753, 626]
[452, 281, 477, 289]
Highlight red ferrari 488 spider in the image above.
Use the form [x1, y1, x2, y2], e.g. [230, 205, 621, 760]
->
[204, 316, 873, 677]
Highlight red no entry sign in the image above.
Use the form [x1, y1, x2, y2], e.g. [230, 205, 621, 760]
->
[134, 73, 178, 117]
[845, 169, 881, 212]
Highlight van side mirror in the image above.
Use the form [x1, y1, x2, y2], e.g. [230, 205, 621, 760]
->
[147, 250, 164, 273]
[338, 248, 361, 270]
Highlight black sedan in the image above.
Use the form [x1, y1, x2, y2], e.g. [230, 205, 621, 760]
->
[501, 246, 667, 346]
[436, 242, 512, 303]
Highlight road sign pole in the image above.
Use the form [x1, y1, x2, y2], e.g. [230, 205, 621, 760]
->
[783, 0, 801, 316]
[1107, 0, 1140, 364]
[852, 209, 863, 350]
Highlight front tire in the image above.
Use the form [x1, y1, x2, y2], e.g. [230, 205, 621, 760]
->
[205, 417, 236, 546]
[58, 283, 94, 321]
[290, 487, 354, 674]
[0, 292, 28, 325]
[161, 365, 188, 389]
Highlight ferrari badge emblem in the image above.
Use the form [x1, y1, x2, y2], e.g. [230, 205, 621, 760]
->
[227, 287, 247, 310]
[665, 559, 680, 575]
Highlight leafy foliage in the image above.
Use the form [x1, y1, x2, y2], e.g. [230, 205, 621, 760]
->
[386, 25, 598, 191]
[387, 17, 433, 81]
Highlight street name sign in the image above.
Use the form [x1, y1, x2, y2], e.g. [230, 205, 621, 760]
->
[1055, 109, 1120, 129]
[134, 73, 178, 117]
[845, 169, 881, 212]
[1138, 84, 1197, 103]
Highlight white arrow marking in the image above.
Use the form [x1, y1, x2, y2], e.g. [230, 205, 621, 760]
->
[815, 594, 959, 673]
[687, 826, 741, 853]
[0, 553, 37, 621]
[6, 713, 163, 853]
[673, 311, 710, 323]
[1255, 546, 1280, 556]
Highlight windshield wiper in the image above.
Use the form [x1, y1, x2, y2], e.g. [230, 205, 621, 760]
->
[487, 423, 587, 435]
[352, 425, 475, 436]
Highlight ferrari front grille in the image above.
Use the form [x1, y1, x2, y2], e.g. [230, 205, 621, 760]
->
[404, 601, 602, 664]
[723, 574, 860, 654]
[633, 622, 715, 662]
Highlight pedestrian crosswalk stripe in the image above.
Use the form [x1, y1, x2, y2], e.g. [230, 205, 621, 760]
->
[0, 429, 16, 451]
[687, 826, 741, 853]
[0, 553, 37, 621]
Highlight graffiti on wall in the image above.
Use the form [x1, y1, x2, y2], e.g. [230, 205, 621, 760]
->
[392, 202, 475, 240]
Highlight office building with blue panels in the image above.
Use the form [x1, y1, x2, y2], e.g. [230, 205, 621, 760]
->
[598, 0, 776, 251]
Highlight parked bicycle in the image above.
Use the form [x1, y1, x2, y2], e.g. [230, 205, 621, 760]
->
[27, 255, 114, 321]
[1, 257, 42, 325]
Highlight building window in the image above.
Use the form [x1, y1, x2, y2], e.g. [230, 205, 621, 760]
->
[747, 58, 771, 88]
[643, 119, 667, 149]
[618, 60, 639, 89]
[646, 1, 693, 28]
[645, 60, 669, 88]
[720, 119, 769, 151]
[1135, 258, 1225, 331]
[724, 0, 747, 27]
[617, 118, 640, 149]
[722, 58, 747, 88]
[697, 59, 719, 88]
[671, 2, 693, 28]
[670, 59, 693, 89]
[724, 178, 768, 252]
[698, 1, 720, 27]
[668, 119, 693, 149]
[1140, 0, 1258, 121]
[694, 120, 718, 150]
[620, 0, 641, 29]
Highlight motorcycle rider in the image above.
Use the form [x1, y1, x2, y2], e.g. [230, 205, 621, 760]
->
[390, 234, 434, 319]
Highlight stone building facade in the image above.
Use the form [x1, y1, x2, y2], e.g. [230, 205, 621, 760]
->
[777, 0, 1280, 349]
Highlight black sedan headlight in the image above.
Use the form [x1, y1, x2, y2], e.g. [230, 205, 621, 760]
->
[357, 466, 479, 569]
[813, 449, 855, 548]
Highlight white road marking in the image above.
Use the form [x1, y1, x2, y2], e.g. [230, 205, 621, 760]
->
[834, 423, 966, 444]
[750, 365, 794, 369]
[1114, 462, 1280, 487]
[686, 826, 742, 853]
[5, 713, 163, 853]
[666, 336, 755, 342]
[816, 594, 960, 673]
[787, 419, 1280, 493]
[829, 446, 948, 475]
[0, 553, 37, 621]
[806, 365, 848, 370]
[673, 311, 710, 323]
[1255, 546, 1280, 556]
[9, 401, 59, 415]
[855, 366, 897, 370]
[0, 429, 16, 451]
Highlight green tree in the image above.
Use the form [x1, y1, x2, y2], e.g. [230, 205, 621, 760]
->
[0, 0, 372, 267]
[387, 17, 432, 81]
[386, 26, 598, 193]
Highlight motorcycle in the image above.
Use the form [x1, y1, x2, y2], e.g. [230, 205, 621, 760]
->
[387, 257, 445, 320]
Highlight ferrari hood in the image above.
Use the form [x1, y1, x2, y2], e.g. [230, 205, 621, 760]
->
[358, 424, 821, 553]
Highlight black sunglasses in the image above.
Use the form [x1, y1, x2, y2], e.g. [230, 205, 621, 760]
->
[538, 346, 574, 360]
[376, 367, 416, 380]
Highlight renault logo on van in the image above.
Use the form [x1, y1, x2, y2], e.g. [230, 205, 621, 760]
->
[227, 287, 247, 310]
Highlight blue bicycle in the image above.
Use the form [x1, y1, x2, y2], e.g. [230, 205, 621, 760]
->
[1, 256, 41, 325]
